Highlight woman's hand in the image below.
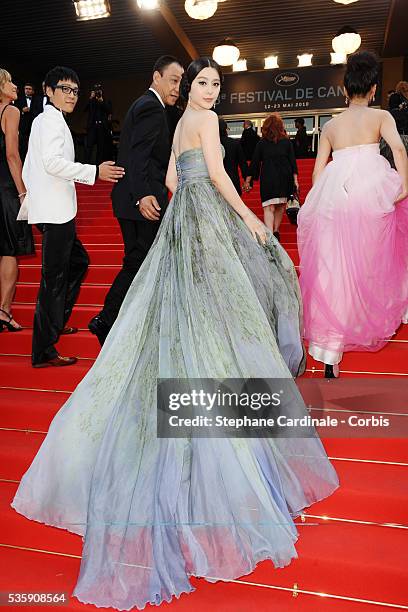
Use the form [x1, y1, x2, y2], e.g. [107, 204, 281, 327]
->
[395, 186, 408, 203]
[242, 211, 268, 245]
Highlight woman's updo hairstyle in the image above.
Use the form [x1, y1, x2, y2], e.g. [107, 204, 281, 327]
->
[180, 56, 223, 100]
[344, 51, 379, 98]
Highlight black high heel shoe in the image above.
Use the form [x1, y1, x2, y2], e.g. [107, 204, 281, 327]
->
[324, 364, 340, 379]
[0, 308, 23, 332]
[88, 314, 110, 346]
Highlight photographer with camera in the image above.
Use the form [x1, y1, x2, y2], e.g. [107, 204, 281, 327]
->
[84, 83, 112, 164]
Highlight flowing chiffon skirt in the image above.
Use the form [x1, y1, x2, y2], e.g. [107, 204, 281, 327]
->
[297, 143, 408, 364]
[12, 148, 338, 610]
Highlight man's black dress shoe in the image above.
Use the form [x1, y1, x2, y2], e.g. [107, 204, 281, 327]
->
[88, 315, 110, 346]
[33, 355, 77, 368]
[61, 327, 78, 335]
[324, 364, 340, 378]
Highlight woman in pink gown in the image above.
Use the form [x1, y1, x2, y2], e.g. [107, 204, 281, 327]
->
[297, 51, 408, 377]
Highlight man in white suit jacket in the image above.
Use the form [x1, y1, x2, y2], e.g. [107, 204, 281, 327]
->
[22, 66, 124, 367]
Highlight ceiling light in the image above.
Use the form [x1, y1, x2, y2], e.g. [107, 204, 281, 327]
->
[264, 55, 279, 69]
[137, 0, 160, 8]
[332, 25, 361, 54]
[184, 0, 218, 20]
[330, 51, 347, 64]
[333, 0, 359, 4]
[297, 53, 313, 67]
[213, 38, 240, 66]
[233, 59, 247, 72]
[73, 0, 111, 20]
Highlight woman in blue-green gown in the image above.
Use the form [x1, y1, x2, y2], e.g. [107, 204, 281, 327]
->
[12, 58, 338, 611]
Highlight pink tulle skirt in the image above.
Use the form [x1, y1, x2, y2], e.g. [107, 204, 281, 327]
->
[297, 143, 408, 364]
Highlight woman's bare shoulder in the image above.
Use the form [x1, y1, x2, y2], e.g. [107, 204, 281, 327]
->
[1, 104, 19, 119]
[324, 113, 345, 131]
[199, 109, 218, 124]
[321, 117, 336, 137]
[369, 107, 389, 119]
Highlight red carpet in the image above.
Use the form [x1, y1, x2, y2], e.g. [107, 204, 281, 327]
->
[1, 159, 407, 611]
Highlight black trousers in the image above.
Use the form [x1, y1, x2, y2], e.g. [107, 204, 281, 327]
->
[85, 124, 111, 165]
[99, 217, 160, 329]
[32, 220, 89, 364]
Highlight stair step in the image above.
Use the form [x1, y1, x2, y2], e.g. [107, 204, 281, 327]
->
[307, 342, 408, 375]
[249, 521, 408, 607]
[0, 329, 100, 359]
[65, 233, 124, 243]
[0, 355, 92, 393]
[10, 304, 99, 328]
[0, 389, 69, 431]
[14, 283, 108, 305]
[19, 265, 121, 284]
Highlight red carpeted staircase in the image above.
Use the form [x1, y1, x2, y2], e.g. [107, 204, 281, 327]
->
[1, 159, 407, 612]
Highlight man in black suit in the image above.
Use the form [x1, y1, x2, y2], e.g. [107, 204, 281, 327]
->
[293, 118, 310, 158]
[240, 119, 260, 162]
[16, 82, 35, 160]
[31, 82, 49, 119]
[89, 55, 184, 345]
[84, 84, 113, 164]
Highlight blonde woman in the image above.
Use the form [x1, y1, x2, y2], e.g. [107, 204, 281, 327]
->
[0, 69, 34, 331]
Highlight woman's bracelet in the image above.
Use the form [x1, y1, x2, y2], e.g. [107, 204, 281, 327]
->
[18, 192, 27, 199]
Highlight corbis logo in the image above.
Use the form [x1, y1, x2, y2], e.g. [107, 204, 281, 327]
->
[275, 72, 300, 87]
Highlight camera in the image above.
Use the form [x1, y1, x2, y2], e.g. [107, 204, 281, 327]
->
[93, 83, 103, 99]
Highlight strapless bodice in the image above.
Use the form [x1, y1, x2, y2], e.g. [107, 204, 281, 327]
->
[175, 146, 224, 187]
[332, 142, 380, 160]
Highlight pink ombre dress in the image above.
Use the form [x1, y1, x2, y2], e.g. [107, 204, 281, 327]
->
[297, 143, 408, 365]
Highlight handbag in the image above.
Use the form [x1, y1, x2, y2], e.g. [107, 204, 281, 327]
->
[286, 194, 300, 225]
[16, 194, 29, 221]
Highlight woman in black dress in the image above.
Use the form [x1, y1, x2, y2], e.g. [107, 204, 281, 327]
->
[0, 69, 34, 331]
[218, 118, 248, 195]
[245, 113, 299, 241]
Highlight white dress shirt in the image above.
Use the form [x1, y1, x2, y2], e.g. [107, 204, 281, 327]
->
[148, 87, 165, 108]
[22, 105, 97, 224]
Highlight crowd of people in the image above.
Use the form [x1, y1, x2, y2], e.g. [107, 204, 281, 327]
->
[215, 114, 309, 240]
[0, 49, 407, 611]
[0, 67, 124, 362]
[8, 79, 115, 165]
[0, 54, 407, 368]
